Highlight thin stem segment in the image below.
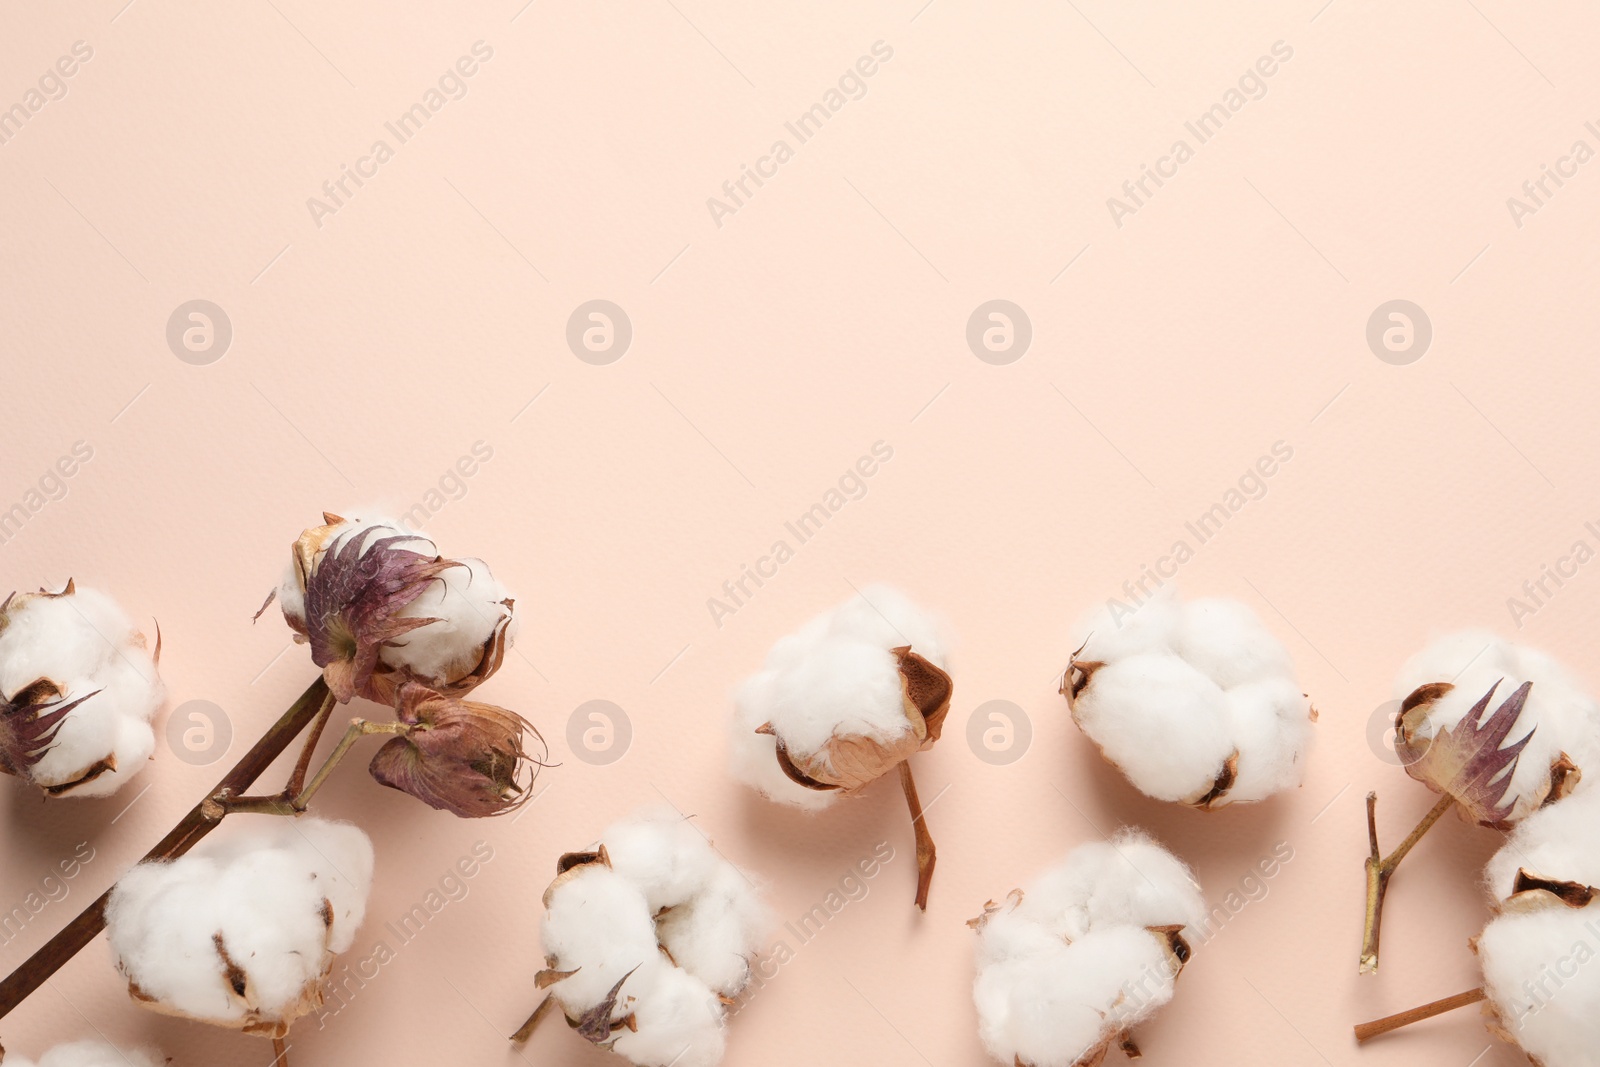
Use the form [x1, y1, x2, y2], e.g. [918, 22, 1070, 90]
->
[512, 994, 557, 1043]
[293, 719, 411, 810]
[1360, 790, 1455, 974]
[0, 676, 332, 1021]
[1354, 987, 1485, 1043]
[899, 761, 937, 912]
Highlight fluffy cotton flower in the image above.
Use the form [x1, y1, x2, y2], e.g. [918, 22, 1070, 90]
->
[105, 816, 374, 1038]
[3, 1040, 164, 1067]
[1394, 632, 1600, 825]
[730, 584, 952, 810]
[970, 831, 1206, 1067]
[1064, 589, 1313, 807]
[529, 807, 770, 1067]
[1476, 789, 1600, 1066]
[0, 581, 164, 797]
[261, 512, 515, 704]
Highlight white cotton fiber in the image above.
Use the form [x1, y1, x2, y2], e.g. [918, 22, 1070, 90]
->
[1484, 786, 1600, 903]
[1396, 632, 1600, 823]
[1069, 588, 1312, 807]
[105, 817, 374, 1032]
[3, 1040, 164, 1067]
[539, 808, 771, 1066]
[1479, 904, 1600, 1067]
[731, 584, 949, 807]
[0, 584, 164, 797]
[972, 831, 1203, 1067]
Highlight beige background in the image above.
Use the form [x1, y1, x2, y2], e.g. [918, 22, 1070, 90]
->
[2, 0, 1598, 1064]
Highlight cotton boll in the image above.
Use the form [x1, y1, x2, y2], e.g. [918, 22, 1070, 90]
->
[1218, 678, 1314, 804]
[601, 806, 722, 912]
[271, 513, 515, 704]
[3, 1040, 164, 1067]
[827, 583, 949, 667]
[0, 584, 164, 797]
[1484, 788, 1600, 904]
[610, 965, 727, 1067]
[1173, 598, 1295, 689]
[536, 812, 770, 1065]
[1071, 653, 1233, 803]
[971, 831, 1201, 1067]
[728, 673, 838, 811]
[656, 862, 770, 996]
[1479, 904, 1600, 1067]
[1067, 588, 1310, 807]
[1396, 633, 1600, 822]
[105, 817, 373, 1034]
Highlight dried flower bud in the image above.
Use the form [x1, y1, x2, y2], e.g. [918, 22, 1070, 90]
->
[0, 580, 164, 797]
[1064, 589, 1314, 809]
[260, 513, 515, 704]
[105, 817, 373, 1039]
[368, 684, 544, 818]
[1393, 632, 1599, 825]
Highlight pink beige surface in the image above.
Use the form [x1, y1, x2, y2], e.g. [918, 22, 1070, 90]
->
[2, 1, 1598, 1064]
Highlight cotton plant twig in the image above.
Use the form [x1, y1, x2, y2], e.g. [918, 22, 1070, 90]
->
[899, 761, 937, 911]
[0, 676, 331, 1021]
[1359, 791, 1455, 974]
[1354, 987, 1486, 1042]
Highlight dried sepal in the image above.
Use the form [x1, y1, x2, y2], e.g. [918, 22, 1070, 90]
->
[1397, 680, 1535, 826]
[1504, 867, 1598, 911]
[570, 967, 639, 1045]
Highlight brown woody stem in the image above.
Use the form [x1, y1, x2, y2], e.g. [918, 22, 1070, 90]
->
[512, 994, 557, 1043]
[271, 1035, 290, 1066]
[1360, 791, 1455, 974]
[0, 676, 332, 1022]
[899, 761, 937, 912]
[1354, 987, 1485, 1042]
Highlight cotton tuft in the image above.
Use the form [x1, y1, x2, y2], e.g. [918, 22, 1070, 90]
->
[105, 816, 374, 1037]
[3, 1040, 164, 1067]
[537, 807, 771, 1066]
[0, 583, 164, 797]
[1067, 588, 1312, 807]
[971, 831, 1205, 1067]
